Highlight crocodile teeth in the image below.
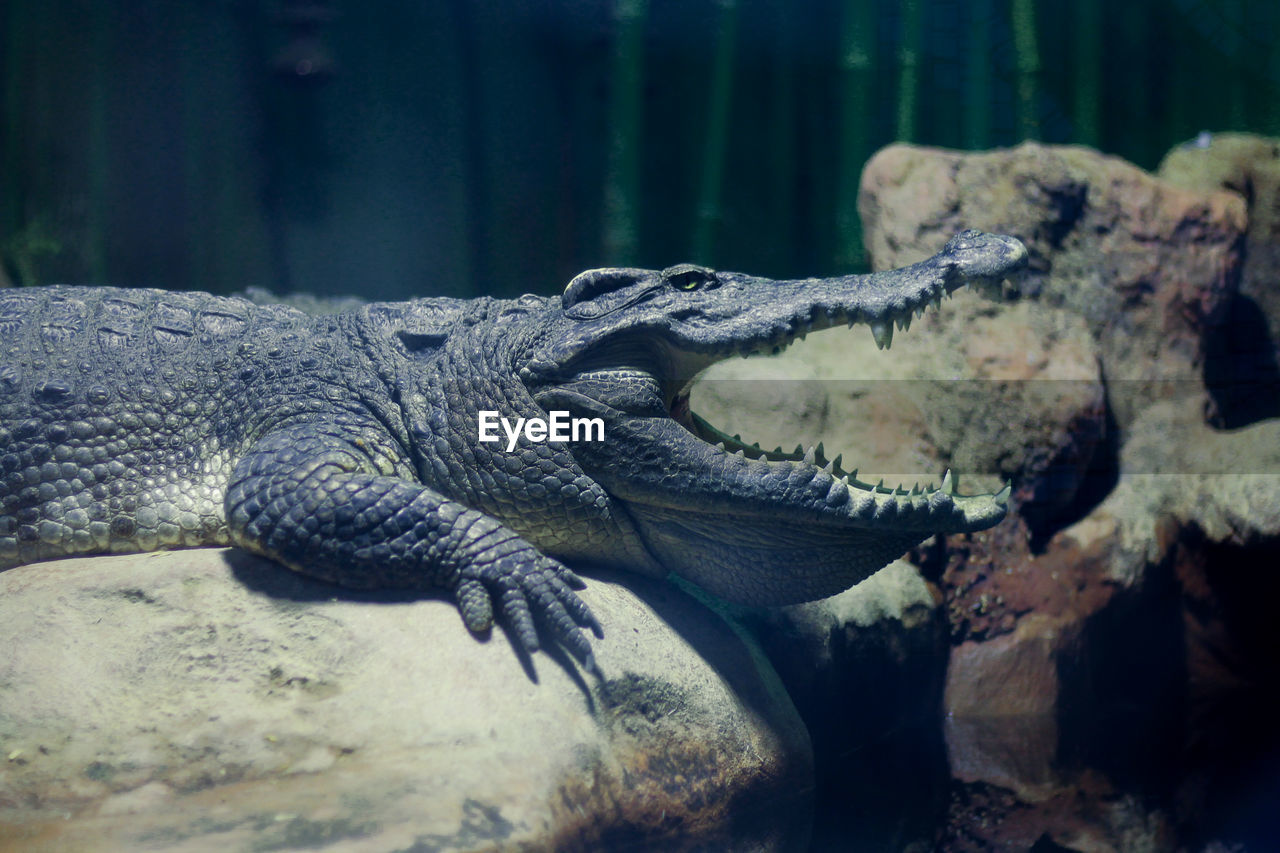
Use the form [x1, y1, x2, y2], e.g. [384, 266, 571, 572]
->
[802, 446, 816, 465]
[823, 459, 835, 474]
[714, 441, 726, 451]
[870, 321, 893, 350]
[896, 314, 911, 333]
[941, 469, 954, 494]
[734, 449, 745, 458]
[995, 482, 1012, 503]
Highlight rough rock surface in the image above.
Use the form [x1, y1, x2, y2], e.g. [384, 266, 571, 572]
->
[1158, 132, 1280, 427]
[858, 142, 1280, 850]
[0, 549, 812, 851]
[1158, 133, 1280, 343]
[859, 141, 1246, 430]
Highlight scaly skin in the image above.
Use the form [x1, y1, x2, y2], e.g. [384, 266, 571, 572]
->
[0, 230, 1027, 673]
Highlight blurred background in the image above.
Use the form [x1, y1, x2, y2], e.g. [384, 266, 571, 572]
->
[2, 0, 1278, 299]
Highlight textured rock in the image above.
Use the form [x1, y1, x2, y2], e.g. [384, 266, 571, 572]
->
[0, 549, 812, 851]
[859, 141, 1246, 429]
[845, 141, 1278, 852]
[945, 613, 1082, 717]
[1158, 133, 1280, 342]
[1158, 133, 1280, 428]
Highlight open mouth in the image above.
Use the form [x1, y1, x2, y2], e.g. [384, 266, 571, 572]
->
[668, 385, 977, 507]
[655, 287, 1013, 521]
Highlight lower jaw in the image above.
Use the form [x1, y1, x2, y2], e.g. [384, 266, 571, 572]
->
[624, 501, 932, 605]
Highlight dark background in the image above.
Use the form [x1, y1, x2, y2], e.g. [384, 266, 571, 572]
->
[2, 0, 1278, 299]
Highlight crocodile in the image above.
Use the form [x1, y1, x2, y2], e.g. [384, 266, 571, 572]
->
[0, 229, 1026, 673]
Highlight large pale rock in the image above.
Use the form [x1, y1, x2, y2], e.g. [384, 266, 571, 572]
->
[859, 141, 1246, 429]
[0, 549, 812, 851]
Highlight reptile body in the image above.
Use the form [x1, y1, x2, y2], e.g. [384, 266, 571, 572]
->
[0, 230, 1026, 671]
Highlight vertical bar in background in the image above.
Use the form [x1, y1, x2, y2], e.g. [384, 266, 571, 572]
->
[1117, 0, 1150, 163]
[767, 2, 796, 274]
[1, 0, 29, 282]
[86, 2, 110, 282]
[962, 0, 992, 150]
[835, 0, 874, 269]
[602, 0, 648, 266]
[691, 0, 739, 266]
[1223, 0, 1247, 131]
[447, 0, 486, 295]
[1072, 0, 1101, 147]
[1011, 0, 1040, 141]
[895, 0, 922, 142]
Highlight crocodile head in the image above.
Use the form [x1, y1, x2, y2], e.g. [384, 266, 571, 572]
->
[509, 230, 1027, 605]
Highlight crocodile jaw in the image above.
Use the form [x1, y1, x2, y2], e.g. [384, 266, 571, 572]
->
[523, 230, 1023, 604]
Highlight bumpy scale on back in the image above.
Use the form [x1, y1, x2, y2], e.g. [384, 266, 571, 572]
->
[0, 230, 1027, 674]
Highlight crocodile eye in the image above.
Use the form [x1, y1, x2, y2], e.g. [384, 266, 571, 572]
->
[663, 264, 717, 292]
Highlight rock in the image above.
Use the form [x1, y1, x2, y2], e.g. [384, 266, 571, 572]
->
[945, 612, 1084, 718]
[1120, 399, 1280, 545]
[944, 714, 1061, 803]
[859, 141, 1246, 429]
[931, 394, 1280, 851]
[1157, 133, 1280, 339]
[0, 549, 812, 851]
[940, 781, 1175, 853]
[1157, 132, 1280, 428]
[913, 301, 1107, 530]
[848, 141, 1276, 851]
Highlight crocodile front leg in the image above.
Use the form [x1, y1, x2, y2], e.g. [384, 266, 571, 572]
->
[225, 419, 603, 674]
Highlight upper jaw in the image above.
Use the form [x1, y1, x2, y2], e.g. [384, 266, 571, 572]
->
[710, 230, 1030, 356]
